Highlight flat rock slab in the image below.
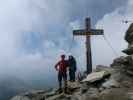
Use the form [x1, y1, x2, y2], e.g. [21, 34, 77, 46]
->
[82, 71, 110, 83]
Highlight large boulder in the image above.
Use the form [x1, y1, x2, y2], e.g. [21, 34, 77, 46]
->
[125, 23, 133, 43]
[82, 71, 111, 83]
[111, 56, 129, 67]
[124, 23, 133, 55]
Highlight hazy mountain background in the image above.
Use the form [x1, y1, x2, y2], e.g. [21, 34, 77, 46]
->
[0, 76, 30, 100]
[0, 75, 58, 100]
[0, 0, 133, 99]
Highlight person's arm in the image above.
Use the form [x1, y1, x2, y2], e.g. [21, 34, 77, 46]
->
[55, 61, 59, 71]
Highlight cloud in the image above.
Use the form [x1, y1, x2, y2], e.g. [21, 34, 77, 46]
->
[93, 0, 133, 66]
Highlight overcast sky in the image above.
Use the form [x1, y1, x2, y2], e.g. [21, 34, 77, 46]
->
[0, 0, 132, 81]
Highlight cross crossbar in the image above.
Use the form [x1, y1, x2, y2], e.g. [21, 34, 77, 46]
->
[73, 29, 104, 36]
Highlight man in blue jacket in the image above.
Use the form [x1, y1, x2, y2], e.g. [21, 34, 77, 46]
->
[68, 55, 77, 82]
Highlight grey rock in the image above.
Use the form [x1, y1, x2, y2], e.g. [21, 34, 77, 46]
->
[125, 23, 133, 43]
[122, 47, 133, 55]
[95, 65, 110, 72]
[11, 96, 30, 100]
[111, 56, 129, 66]
[67, 81, 80, 90]
[127, 91, 133, 100]
[99, 88, 129, 100]
[102, 79, 120, 89]
[82, 71, 111, 83]
[46, 93, 71, 100]
[45, 89, 57, 98]
[80, 83, 89, 94]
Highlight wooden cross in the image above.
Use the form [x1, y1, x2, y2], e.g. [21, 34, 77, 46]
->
[73, 17, 104, 74]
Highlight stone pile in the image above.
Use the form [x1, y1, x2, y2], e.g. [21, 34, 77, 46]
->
[10, 64, 133, 100]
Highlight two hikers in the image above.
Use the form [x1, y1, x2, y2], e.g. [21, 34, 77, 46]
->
[55, 54, 77, 93]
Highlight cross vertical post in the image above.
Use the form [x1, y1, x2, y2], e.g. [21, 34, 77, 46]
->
[85, 18, 92, 74]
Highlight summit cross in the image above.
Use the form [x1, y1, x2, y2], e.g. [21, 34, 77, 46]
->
[73, 17, 104, 74]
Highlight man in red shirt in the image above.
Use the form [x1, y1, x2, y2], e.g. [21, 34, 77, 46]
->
[55, 54, 68, 93]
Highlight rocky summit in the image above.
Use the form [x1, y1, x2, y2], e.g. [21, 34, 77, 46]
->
[11, 23, 133, 100]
